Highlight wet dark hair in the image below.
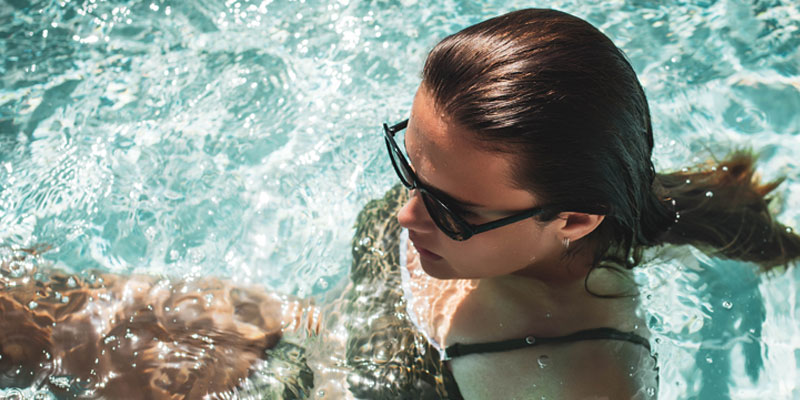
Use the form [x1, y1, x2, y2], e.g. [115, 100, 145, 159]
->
[421, 8, 800, 294]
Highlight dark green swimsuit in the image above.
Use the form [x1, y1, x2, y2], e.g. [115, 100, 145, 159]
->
[442, 327, 651, 360]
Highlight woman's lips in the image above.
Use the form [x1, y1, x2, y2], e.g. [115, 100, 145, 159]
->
[408, 232, 443, 261]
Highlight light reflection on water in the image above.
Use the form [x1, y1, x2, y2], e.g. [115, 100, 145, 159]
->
[1, 0, 799, 398]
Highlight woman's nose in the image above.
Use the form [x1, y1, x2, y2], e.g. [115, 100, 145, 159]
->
[397, 189, 437, 233]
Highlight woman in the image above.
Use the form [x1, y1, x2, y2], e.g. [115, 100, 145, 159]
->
[365, 7, 800, 399]
[2, 8, 798, 399]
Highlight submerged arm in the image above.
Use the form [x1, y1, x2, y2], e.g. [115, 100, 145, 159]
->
[0, 262, 317, 398]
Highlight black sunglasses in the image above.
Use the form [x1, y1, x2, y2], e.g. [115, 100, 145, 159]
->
[383, 119, 548, 241]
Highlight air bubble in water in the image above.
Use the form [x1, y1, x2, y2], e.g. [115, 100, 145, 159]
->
[34, 391, 54, 400]
[537, 355, 550, 368]
[67, 277, 77, 288]
[705, 191, 713, 198]
[722, 300, 733, 309]
[705, 356, 713, 364]
[9, 262, 26, 278]
[647, 387, 657, 397]
[28, 301, 38, 309]
[359, 237, 372, 247]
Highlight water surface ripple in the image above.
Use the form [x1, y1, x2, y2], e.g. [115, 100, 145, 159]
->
[1, 0, 799, 398]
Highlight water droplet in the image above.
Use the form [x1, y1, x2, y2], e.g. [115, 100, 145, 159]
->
[49, 375, 72, 389]
[67, 277, 77, 288]
[722, 166, 729, 171]
[359, 237, 372, 247]
[647, 386, 657, 397]
[5, 389, 23, 400]
[537, 355, 550, 368]
[711, 166, 717, 172]
[705, 191, 713, 198]
[786, 227, 794, 233]
[685, 179, 691, 184]
[28, 301, 38, 309]
[705, 356, 713, 364]
[722, 300, 733, 310]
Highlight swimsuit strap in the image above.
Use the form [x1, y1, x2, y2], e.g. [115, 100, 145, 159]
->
[442, 327, 651, 360]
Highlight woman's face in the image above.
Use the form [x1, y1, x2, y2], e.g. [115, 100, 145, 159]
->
[397, 87, 565, 280]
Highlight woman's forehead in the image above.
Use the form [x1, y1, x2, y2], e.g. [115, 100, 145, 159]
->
[407, 88, 538, 211]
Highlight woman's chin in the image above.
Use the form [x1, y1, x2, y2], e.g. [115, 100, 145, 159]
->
[418, 258, 457, 280]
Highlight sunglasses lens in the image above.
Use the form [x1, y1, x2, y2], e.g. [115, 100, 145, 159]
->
[386, 138, 414, 188]
[384, 122, 471, 241]
[421, 192, 470, 241]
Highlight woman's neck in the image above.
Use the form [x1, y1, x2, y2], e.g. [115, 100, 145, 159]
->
[403, 239, 638, 350]
[444, 256, 638, 347]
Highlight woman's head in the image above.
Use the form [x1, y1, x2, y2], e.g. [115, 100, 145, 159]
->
[397, 8, 675, 279]
[397, 85, 606, 280]
[396, 8, 800, 283]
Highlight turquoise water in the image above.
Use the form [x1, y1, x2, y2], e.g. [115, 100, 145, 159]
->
[1, 0, 799, 398]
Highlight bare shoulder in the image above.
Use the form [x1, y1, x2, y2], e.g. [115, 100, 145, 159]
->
[449, 339, 658, 400]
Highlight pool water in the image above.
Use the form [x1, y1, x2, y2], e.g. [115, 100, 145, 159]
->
[1, 0, 799, 398]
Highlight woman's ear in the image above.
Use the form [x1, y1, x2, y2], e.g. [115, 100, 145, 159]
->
[554, 212, 605, 243]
